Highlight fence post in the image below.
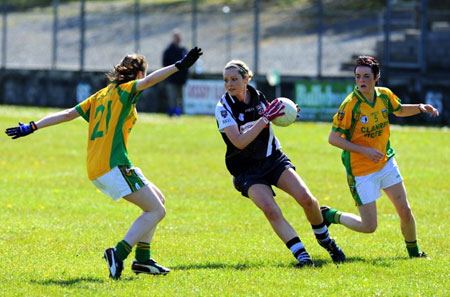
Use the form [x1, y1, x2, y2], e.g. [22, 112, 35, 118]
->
[134, 0, 140, 53]
[383, 0, 391, 85]
[79, 0, 86, 71]
[52, 0, 59, 69]
[192, 0, 197, 47]
[1, 0, 7, 68]
[317, 0, 323, 77]
[253, 0, 259, 75]
[419, 0, 427, 74]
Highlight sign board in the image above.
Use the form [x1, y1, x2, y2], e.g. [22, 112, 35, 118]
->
[183, 79, 225, 115]
[295, 81, 353, 121]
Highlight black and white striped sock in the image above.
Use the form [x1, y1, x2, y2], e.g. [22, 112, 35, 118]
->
[286, 237, 311, 262]
[312, 221, 332, 247]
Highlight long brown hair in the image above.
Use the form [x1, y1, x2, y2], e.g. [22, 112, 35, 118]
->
[106, 54, 148, 84]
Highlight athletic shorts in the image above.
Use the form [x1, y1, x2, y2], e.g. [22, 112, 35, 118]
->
[347, 158, 403, 206]
[233, 150, 295, 198]
[92, 166, 149, 200]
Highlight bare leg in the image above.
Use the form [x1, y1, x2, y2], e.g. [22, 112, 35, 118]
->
[136, 182, 166, 244]
[248, 184, 298, 243]
[337, 202, 378, 233]
[276, 168, 322, 225]
[122, 184, 166, 247]
[383, 182, 416, 242]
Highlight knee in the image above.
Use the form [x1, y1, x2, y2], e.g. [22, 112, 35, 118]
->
[157, 205, 167, 221]
[295, 192, 317, 210]
[143, 204, 166, 222]
[260, 203, 283, 222]
[398, 205, 414, 222]
[362, 221, 377, 233]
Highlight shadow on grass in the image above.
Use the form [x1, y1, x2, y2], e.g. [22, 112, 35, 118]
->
[341, 255, 408, 267]
[31, 276, 108, 286]
[171, 258, 334, 271]
[172, 262, 258, 271]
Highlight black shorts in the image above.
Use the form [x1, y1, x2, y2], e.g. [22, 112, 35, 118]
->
[232, 150, 295, 198]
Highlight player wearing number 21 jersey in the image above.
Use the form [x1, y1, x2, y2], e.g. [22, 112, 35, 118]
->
[5, 48, 203, 279]
[75, 80, 142, 180]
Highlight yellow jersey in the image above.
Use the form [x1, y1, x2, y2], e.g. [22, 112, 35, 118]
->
[75, 80, 143, 180]
[331, 86, 401, 177]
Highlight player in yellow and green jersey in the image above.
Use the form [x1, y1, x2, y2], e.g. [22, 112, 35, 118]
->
[321, 56, 439, 259]
[5, 47, 203, 279]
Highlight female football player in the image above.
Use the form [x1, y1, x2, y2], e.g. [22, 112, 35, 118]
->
[323, 56, 439, 258]
[5, 47, 202, 279]
[215, 60, 346, 267]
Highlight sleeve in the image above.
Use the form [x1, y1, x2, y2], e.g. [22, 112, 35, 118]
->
[216, 101, 237, 132]
[75, 96, 92, 122]
[387, 88, 402, 113]
[331, 100, 352, 134]
[118, 80, 142, 104]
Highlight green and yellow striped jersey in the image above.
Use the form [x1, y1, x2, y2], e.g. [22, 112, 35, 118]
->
[332, 86, 401, 177]
[75, 80, 142, 180]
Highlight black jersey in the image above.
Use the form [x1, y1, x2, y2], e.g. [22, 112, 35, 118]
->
[215, 85, 281, 176]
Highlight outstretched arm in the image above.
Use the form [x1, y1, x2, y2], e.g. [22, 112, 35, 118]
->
[5, 107, 80, 139]
[136, 47, 203, 91]
[136, 65, 178, 91]
[394, 104, 439, 117]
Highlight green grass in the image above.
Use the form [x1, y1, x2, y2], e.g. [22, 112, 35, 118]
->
[0, 105, 449, 297]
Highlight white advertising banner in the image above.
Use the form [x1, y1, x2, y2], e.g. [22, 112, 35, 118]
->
[183, 79, 225, 115]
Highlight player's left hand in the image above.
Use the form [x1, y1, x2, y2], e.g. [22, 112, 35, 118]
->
[419, 104, 439, 117]
[263, 99, 285, 121]
[5, 121, 38, 139]
[175, 47, 203, 70]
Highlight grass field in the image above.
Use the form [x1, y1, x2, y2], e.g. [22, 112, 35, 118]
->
[0, 105, 449, 297]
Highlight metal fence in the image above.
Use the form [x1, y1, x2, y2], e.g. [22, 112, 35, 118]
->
[1, 0, 449, 78]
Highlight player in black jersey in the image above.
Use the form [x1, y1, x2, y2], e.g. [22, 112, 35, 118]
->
[215, 60, 346, 267]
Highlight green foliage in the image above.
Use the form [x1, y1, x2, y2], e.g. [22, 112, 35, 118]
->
[0, 105, 449, 296]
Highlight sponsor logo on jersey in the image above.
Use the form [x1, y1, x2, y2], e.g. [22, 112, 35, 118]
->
[337, 110, 345, 121]
[256, 104, 264, 115]
[382, 108, 388, 119]
[360, 115, 369, 124]
[221, 110, 228, 118]
[238, 113, 244, 121]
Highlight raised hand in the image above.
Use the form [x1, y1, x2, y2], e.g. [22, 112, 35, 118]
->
[175, 47, 203, 70]
[263, 99, 285, 122]
[5, 121, 38, 139]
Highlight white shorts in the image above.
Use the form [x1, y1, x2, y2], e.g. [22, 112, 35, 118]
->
[92, 166, 149, 200]
[353, 158, 403, 205]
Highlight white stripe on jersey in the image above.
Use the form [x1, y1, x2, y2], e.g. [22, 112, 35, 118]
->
[216, 98, 237, 132]
[266, 125, 281, 157]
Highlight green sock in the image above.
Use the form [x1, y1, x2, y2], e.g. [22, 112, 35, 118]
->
[135, 242, 151, 263]
[405, 240, 420, 257]
[114, 240, 132, 261]
[324, 208, 342, 224]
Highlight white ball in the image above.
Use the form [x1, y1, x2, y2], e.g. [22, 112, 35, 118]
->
[271, 97, 298, 127]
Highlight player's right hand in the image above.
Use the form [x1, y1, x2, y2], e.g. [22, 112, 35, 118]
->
[5, 121, 38, 139]
[175, 47, 203, 70]
[363, 147, 384, 163]
[263, 99, 285, 121]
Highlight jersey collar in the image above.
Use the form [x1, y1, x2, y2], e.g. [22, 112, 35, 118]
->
[353, 86, 381, 108]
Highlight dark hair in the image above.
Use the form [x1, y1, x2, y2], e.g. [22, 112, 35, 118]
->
[354, 56, 380, 77]
[106, 54, 148, 84]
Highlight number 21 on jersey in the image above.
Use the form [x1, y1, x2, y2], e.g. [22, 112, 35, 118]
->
[91, 100, 112, 140]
